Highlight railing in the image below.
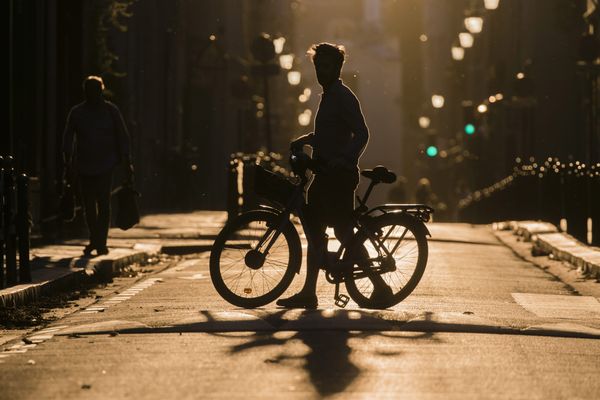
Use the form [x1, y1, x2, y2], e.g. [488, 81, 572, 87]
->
[458, 157, 600, 246]
[1, 155, 31, 288]
[227, 151, 290, 220]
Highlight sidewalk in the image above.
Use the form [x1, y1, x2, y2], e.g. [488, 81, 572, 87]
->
[0, 211, 227, 307]
[493, 220, 600, 279]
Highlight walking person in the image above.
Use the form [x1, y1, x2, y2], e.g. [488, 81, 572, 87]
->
[277, 43, 392, 308]
[63, 76, 133, 257]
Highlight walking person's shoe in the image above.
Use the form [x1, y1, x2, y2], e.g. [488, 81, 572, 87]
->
[82, 244, 95, 258]
[96, 246, 109, 256]
[276, 292, 318, 309]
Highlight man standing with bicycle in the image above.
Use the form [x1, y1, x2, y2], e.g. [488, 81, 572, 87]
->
[277, 43, 390, 308]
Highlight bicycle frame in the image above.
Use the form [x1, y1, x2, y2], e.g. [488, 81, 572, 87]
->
[252, 171, 432, 283]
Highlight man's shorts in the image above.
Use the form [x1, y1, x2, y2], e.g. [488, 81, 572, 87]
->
[306, 168, 359, 227]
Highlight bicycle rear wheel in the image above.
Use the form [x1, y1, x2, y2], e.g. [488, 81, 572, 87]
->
[344, 213, 428, 309]
[210, 210, 301, 308]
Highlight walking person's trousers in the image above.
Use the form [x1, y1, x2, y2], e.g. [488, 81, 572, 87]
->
[79, 170, 113, 249]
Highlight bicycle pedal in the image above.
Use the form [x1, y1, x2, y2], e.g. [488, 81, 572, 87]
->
[334, 294, 350, 308]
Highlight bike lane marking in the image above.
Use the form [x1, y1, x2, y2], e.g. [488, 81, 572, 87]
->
[79, 278, 164, 314]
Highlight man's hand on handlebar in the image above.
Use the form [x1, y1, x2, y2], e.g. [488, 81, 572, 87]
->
[290, 133, 314, 152]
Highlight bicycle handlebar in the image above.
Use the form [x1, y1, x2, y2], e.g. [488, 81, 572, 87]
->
[289, 149, 324, 177]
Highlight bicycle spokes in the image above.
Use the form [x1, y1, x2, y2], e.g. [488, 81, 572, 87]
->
[218, 219, 290, 299]
[348, 221, 422, 300]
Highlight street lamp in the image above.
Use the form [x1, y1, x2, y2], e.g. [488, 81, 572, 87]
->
[250, 33, 280, 151]
[477, 103, 488, 113]
[459, 32, 474, 48]
[419, 116, 431, 129]
[451, 46, 465, 61]
[287, 71, 301, 85]
[431, 94, 445, 109]
[484, 0, 500, 10]
[464, 16, 484, 34]
[279, 54, 294, 70]
[298, 109, 312, 126]
[298, 88, 311, 102]
[273, 36, 286, 54]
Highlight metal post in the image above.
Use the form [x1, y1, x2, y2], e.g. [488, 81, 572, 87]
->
[227, 155, 240, 222]
[263, 76, 272, 151]
[17, 174, 31, 283]
[4, 157, 17, 286]
[0, 155, 5, 288]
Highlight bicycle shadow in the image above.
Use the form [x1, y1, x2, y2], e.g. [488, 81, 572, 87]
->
[201, 309, 437, 397]
[56, 309, 599, 396]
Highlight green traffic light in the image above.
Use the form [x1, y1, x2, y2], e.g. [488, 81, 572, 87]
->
[426, 146, 438, 157]
[464, 123, 475, 135]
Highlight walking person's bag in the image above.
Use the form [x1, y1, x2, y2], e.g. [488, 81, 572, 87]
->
[115, 183, 140, 230]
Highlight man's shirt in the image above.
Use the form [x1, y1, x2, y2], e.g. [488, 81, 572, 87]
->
[312, 79, 369, 166]
[63, 100, 130, 175]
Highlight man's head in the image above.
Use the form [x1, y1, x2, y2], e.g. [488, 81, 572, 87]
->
[308, 43, 345, 87]
[83, 76, 105, 102]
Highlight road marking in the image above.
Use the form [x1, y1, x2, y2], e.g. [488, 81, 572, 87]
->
[27, 334, 54, 341]
[1, 325, 71, 363]
[174, 259, 201, 271]
[178, 273, 206, 280]
[512, 293, 600, 319]
[79, 278, 162, 315]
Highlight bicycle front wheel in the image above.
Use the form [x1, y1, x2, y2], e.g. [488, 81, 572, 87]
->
[344, 213, 428, 309]
[210, 210, 301, 308]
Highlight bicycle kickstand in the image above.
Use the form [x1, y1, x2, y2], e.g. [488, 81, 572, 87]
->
[334, 283, 350, 308]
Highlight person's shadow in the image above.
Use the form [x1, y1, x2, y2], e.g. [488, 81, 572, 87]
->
[221, 309, 436, 397]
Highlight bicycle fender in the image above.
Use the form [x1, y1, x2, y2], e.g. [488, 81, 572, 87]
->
[257, 204, 282, 215]
[255, 206, 302, 275]
[229, 208, 302, 275]
[379, 211, 432, 237]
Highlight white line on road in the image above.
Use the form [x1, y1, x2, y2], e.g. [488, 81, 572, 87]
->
[512, 293, 600, 319]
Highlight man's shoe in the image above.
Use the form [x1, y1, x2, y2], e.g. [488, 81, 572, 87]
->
[96, 246, 109, 256]
[276, 293, 318, 309]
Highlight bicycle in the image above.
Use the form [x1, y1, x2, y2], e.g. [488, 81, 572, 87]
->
[210, 150, 433, 309]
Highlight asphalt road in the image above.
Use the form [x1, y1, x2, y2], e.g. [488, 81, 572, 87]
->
[1, 223, 599, 399]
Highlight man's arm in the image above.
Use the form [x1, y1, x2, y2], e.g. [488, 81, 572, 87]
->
[111, 104, 132, 164]
[62, 108, 76, 167]
[339, 92, 369, 163]
[108, 102, 134, 181]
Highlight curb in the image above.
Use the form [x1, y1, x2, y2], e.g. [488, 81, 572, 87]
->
[0, 250, 149, 308]
[495, 220, 600, 279]
[0, 239, 216, 308]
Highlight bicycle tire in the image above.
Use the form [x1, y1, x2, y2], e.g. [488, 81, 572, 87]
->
[210, 210, 301, 308]
[344, 213, 428, 309]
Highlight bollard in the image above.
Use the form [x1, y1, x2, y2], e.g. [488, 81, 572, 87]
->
[564, 168, 587, 243]
[241, 154, 259, 213]
[590, 164, 600, 246]
[227, 155, 238, 221]
[17, 174, 31, 283]
[539, 168, 562, 227]
[0, 155, 5, 288]
[3, 156, 18, 286]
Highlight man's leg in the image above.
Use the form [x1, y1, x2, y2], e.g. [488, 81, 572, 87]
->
[79, 175, 98, 252]
[95, 171, 113, 252]
[276, 176, 328, 308]
[301, 214, 327, 295]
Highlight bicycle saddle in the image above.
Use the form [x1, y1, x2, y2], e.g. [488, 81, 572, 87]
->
[361, 165, 397, 184]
